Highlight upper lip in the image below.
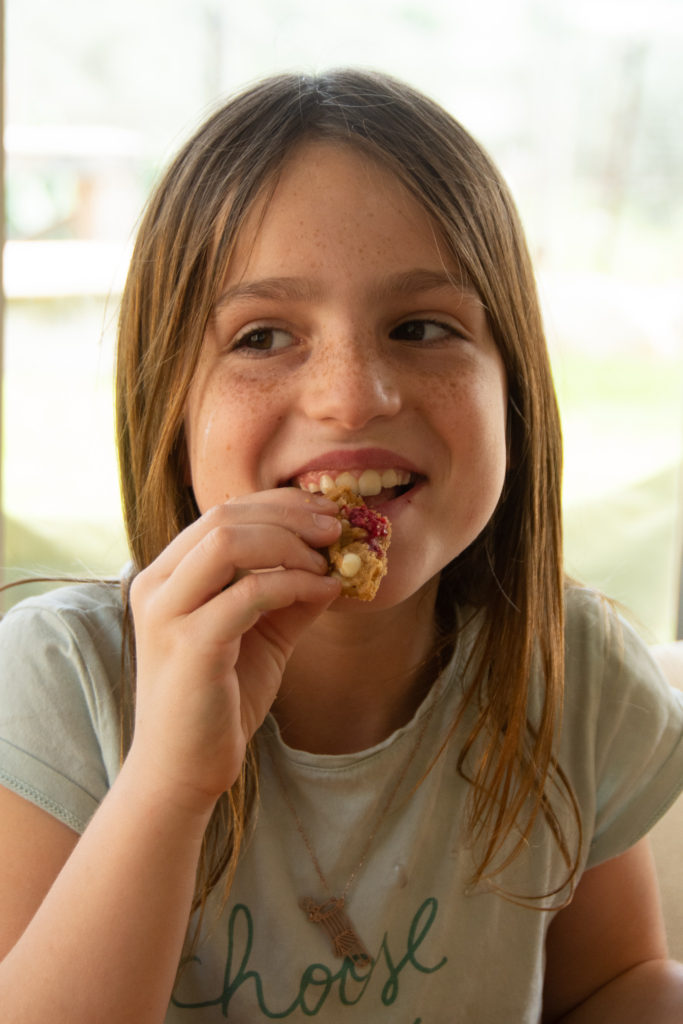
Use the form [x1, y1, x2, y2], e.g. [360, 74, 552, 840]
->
[282, 448, 423, 485]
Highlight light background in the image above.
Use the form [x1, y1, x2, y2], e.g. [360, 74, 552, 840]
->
[3, 0, 682, 638]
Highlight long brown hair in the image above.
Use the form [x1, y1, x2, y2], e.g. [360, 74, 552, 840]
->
[116, 69, 575, 932]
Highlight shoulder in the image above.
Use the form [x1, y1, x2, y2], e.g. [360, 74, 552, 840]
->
[564, 581, 632, 653]
[0, 582, 126, 833]
[0, 578, 124, 636]
[562, 583, 678, 708]
[0, 580, 125, 695]
[559, 584, 683, 867]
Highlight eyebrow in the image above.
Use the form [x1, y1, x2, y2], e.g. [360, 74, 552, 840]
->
[214, 268, 480, 308]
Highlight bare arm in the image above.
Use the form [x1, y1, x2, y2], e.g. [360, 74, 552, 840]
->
[553, 960, 683, 1024]
[0, 774, 211, 1021]
[543, 838, 683, 1023]
[0, 490, 342, 1023]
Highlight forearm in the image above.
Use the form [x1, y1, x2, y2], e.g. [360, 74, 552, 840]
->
[0, 755, 215, 1024]
[556, 959, 683, 1024]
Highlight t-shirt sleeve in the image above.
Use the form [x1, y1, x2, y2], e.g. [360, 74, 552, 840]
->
[562, 588, 683, 869]
[0, 588, 123, 834]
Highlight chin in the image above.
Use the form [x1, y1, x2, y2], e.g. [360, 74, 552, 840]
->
[328, 570, 441, 616]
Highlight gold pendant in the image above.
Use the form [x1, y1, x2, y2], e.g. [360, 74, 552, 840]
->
[301, 896, 372, 968]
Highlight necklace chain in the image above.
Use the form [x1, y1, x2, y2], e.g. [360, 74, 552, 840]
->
[264, 670, 444, 966]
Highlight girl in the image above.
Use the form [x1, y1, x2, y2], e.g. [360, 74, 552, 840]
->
[0, 69, 682, 1023]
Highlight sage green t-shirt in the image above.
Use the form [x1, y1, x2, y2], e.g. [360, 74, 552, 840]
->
[1, 583, 682, 1023]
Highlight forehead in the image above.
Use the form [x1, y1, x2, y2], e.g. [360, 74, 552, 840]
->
[223, 140, 455, 285]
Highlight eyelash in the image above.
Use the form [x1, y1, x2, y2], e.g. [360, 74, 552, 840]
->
[228, 316, 464, 356]
[231, 325, 294, 355]
[389, 318, 463, 344]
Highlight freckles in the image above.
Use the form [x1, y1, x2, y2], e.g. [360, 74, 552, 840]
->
[235, 370, 289, 400]
[425, 370, 507, 478]
[315, 349, 345, 387]
[429, 363, 506, 418]
[419, 372, 468, 408]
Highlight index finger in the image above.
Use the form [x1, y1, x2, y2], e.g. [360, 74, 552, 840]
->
[141, 488, 341, 582]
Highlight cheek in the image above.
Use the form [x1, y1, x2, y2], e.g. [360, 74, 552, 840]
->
[187, 421, 236, 508]
[430, 369, 507, 450]
[185, 381, 246, 508]
[430, 369, 508, 514]
[185, 373, 288, 509]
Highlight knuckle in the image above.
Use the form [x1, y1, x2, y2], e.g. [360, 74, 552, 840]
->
[128, 566, 151, 610]
[235, 571, 261, 602]
[202, 523, 235, 560]
[274, 501, 297, 525]
[203, 503, 231, 527]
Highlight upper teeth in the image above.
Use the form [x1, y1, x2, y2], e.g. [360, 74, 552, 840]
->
[299, 468, 412, 497]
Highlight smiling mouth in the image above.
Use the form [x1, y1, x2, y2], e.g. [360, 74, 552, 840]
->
[294, 468, 417, 504]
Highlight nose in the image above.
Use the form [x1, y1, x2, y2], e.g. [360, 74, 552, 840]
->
[301, 334, 402, 430]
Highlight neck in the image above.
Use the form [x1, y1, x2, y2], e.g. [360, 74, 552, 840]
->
[274, 579, 442, 754]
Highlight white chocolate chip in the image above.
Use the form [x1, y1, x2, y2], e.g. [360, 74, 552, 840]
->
[339, 552, 362, 577]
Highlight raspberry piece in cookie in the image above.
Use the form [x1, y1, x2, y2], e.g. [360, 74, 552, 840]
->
[323, 486, 391, 600]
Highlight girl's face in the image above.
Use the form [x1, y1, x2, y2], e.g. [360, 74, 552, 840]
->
[185, 141, 508, 609]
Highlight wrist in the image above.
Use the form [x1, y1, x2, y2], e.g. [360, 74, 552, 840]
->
[115, 746, 221, 837]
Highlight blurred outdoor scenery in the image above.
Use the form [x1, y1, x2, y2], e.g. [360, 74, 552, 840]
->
[2, 0, 682, 640]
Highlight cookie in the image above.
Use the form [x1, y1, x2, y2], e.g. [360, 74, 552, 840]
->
[322, 486, 391, 600]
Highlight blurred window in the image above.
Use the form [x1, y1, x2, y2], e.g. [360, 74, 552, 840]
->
[2, 0, 682, 638]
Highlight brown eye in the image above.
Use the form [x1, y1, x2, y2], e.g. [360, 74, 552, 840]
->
[390, 319, 454, 343]
[233, 327, 294, 353]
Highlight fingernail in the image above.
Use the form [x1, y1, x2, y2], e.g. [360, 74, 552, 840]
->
[313, 513, 340, 529]
[310, 550, 329, 571]
[309, 494, 338, 509]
